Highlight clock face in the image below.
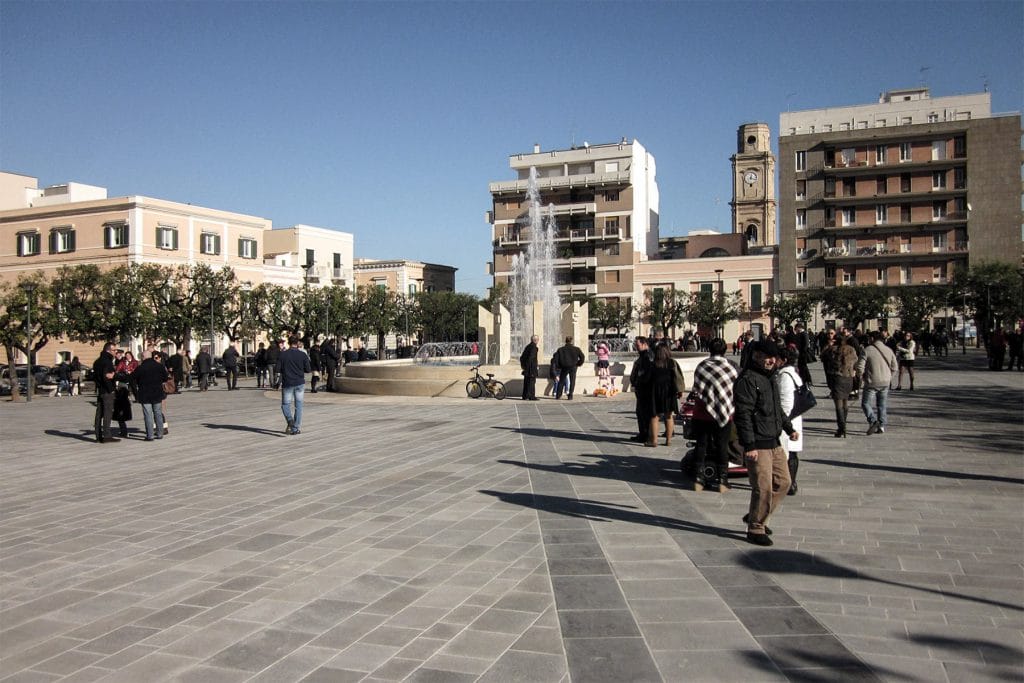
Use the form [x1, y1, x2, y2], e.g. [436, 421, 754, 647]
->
[744, 171, 758, 185]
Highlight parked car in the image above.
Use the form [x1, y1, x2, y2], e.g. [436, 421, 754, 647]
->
[1, 365, 55, 394]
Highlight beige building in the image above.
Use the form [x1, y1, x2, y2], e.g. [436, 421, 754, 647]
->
[778, 88, 1022, 311]
[353, 259, 456, 295]
[262, 224, 355, 289]
[488, 139, 659, 307]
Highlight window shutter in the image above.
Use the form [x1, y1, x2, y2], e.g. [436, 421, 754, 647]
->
[104, 226, 111, 249]
[214, 234, 221, 255]
[17, 235, 24, 257]
[238, 238, 244, 258]
[67, 230, 76, 253]
[172, 230, 178, 250]
[49, 231, 57, 254]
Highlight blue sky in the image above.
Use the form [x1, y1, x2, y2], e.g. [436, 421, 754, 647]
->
[2, 1, 1021, 296]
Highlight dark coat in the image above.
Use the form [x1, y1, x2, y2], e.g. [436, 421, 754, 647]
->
[321, 342, 339, 368]
[92, 351, 116, 394]
[556, 343, 584, 369]
[131, 358, 169, 404]
[520, 342, 539, 378]
[222, 346, 239, 369]
[733, 365, 794, 452]
[194, 351, 213, 374]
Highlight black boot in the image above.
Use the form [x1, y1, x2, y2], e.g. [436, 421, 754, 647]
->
[787, 453, 799, 495]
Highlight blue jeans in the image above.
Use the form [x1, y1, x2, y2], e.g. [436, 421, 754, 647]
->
[281, 384, 304, 430]
[861, 386, 889, 427]
[141, 402, 164, 440]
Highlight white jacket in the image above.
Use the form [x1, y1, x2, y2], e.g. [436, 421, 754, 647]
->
[775, 365, 803, 453]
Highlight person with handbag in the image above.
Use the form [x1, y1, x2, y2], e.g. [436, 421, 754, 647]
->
[131, 351, 170, 441]
[776, 348, 806, 495]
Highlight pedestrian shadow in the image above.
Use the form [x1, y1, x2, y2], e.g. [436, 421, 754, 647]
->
[491, 425, 635, 445]
[479, 489, 746, 541]
[803, 458, 1024, 485]
[740, 549, 1023, 612]
[201, 423, 288, 437]
[45, 429, 97, 443]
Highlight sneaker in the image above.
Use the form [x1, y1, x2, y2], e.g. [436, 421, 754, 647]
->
[291, 428, 301, 435]
[746, 532, 773, 547]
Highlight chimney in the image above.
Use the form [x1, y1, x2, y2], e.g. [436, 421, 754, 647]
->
[533, 143, 541, 154]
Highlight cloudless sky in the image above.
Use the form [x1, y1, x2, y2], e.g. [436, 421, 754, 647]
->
[2, 1, 1021, 296]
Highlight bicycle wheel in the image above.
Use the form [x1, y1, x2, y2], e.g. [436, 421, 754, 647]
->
[492, 381, 506, 400]
[466, 380, 483, 399]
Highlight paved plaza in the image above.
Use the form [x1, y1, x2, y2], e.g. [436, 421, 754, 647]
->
[1, 351, 1022, 682]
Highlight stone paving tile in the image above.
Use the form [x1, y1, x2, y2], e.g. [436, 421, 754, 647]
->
[0, 355, 1019, 681]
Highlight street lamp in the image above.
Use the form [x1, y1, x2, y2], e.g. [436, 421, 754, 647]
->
[21, 283, 36, 402]
[714, 269, 724, 339]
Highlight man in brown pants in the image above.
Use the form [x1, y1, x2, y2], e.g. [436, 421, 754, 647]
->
[733, 341, 799, 546]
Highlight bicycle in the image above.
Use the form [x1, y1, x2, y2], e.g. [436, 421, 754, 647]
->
[466, 366, 506, 400]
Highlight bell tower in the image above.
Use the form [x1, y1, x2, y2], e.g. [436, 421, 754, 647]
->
[729, 122, 776, 247]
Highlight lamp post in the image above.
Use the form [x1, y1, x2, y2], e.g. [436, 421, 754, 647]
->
[714, 269, 724, 339]
[21, 283, 36, 402]
[962, 290, 967, 355]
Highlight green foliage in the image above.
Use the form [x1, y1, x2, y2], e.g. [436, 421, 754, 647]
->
[953, 261, 1024, 332]
[892, 285, 952, 333]
[819, 285, 890, 330]
[414, 291, 479, 342]
[589, 298, 634, 336]
[637, 288, 689, 334]
[767, 291, 819, 328]
[684, 290, 746, 336]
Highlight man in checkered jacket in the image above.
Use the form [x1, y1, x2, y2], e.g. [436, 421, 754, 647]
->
[690, 338, 739, 492]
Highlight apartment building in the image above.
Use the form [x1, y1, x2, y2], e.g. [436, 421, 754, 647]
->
[778, 88, 1022, 295]
[488, 139, 659, 308]
[263, 224, 355, 289]
[353, 259, 456, 295]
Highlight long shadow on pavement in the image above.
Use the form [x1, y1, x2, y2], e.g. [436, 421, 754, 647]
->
[44, 429, 98, 443]
[201, 423, 288, 437]
[803, 458, 1024, 486]
[741, 549, 1023, 613]
[479, 490, 745, 542]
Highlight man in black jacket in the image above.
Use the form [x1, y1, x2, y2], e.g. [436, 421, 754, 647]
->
[265, 340, 281, 389]
[519, 335, 540, 401]
[554, 337, 585, 400]
[629, 336, 655, 442]
[321, 338, 340, 391]
[734, 341, 799, 546]
[222, 343, 239, 390]
[131, 351, 169, 441]
[92, 342, 119, 443]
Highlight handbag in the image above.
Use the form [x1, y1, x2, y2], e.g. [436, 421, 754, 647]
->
[790, 382, 817, 418]
[162, 376, 177, 395]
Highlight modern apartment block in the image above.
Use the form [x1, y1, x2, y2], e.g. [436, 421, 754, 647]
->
[488, 139, 659, 307]
[778, 88, 1022, 294]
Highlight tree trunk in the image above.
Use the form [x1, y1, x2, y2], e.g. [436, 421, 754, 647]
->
[5, 344, 21, 402]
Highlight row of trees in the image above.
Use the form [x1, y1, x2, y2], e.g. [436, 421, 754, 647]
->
[3, 261, 1021, 369]
[0, 263, 483, 368]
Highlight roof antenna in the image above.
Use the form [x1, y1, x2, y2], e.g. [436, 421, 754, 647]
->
[981, 74, 989, 92]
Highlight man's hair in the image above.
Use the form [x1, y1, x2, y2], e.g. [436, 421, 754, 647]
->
[708, 337, 727, 355]
[151, 351, 162, 360]
[103, 342, 116, 353]
[635, 336, 648, 346]
[869, 330, 883, 342]
[565, 336, 572, 344]
[288, 335, 299, 347]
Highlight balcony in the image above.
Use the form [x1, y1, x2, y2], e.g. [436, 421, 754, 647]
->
[552, 256, 598, 269]
[489, 170, 632, 194]
[821, 187, 966, 206]
[555, 283, 599, 296]
[822, 242, 969, 264]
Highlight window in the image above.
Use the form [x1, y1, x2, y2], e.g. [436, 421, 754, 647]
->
[901, 174, 911, 193]
[822, 124, 832, 132]
[825, 265, 837, 278]
[955, 197, 967, 215]
[857, 120, 868, 129]
[932, 233, 947, 252]
[841, 208, 855, 226]
[824, 177, 836, 197]
[928, 113, 939, 123]
[49, 227, 75, 254]
[875, 205, 888, 224]
[604, 162, 619, 173]
[875, 118, 887, 128]
[876, 176, 887, 195]
[933, 265, 945, 283]
[605, 190, 619, 201]
[200, 232, 221, 255]
[238, 237, 257, 259]
[875, 145, 887, 164]
[931, 140, 946, 160]
[954, 136, 966, 157]
[105, 222, 129, 248]
[605, 217, 620, 231]
[749, 283, 763, 311]
[841, 148, 856, 166]
[932, 201, 946, 221]
[305, 248, 315, 268]
[899, 142, 912, 162]
[876, 268, 887, 285]
[901, 116, 912, 125]
[796, 270, 807, 286]
[901, 266, 911, 284]
[900, 237, 911, 253]
[843, 178, 856, 197]
[932, 171, 946, 189]
[825, 206, 835, 225]
[156, 225, 178, 250]
[17, 231, 40, 256]
[796, 180, 806, 200]
[606, 243, 620, 256]
[901, 206, 912, 223]
[604, 270, 620, 284]
[843, 270, 855, 285]
[796, 210, 807, 229]
[954, 168, 966, 189]
[795, 151, 806, 171]
[408, 284, 417, 295]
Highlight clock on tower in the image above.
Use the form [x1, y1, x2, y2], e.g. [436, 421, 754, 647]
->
[729, 122, 777, 247]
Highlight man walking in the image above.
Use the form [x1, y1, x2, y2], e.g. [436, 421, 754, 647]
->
[554, 336, 585, 399]
[222, 343, 239, 390]
[690, 338, 739, 492]
[266, 339, 282, 389]
[92, 342, 119, 443]
[629, 336, 655, 443]
[734, 341, 798, 546]
[194, 346, 213, 391]
[131, 351, 169, 441]
[277, 335, 311, 435]
[860, 330, 899, 435]
[254, 342, 268, 388]
[520, 335, 540, 401]
[322, 338, 340, 391]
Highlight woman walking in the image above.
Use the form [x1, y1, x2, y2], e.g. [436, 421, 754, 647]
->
[647, 344, 683, 447]
[895, 331, 916, 390]
[822, 333, 858, 438]
[775, 348, 805, 495]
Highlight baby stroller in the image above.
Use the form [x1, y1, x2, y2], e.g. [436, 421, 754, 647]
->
[678, 392, 747, 485]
